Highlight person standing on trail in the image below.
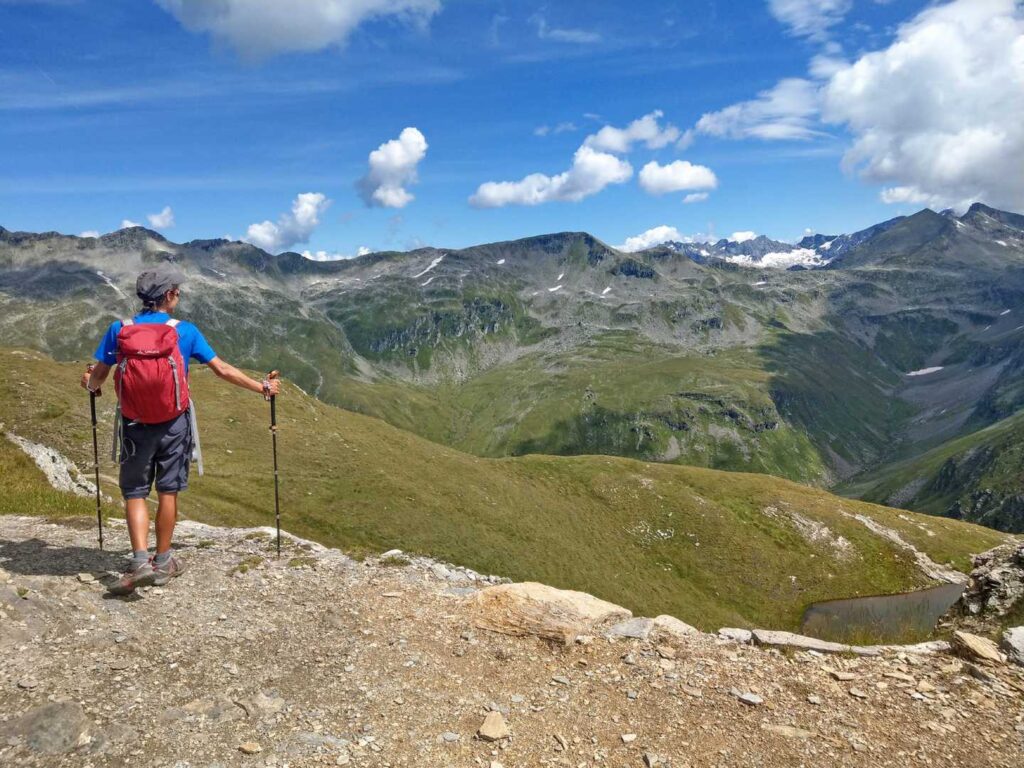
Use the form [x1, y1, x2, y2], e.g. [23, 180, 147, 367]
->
[80, 265, 280, 595]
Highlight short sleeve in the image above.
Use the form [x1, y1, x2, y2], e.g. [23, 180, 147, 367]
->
[187, 324, 217, 364]
[94, 321, 122, 365]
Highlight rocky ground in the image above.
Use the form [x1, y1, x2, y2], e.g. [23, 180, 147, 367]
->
[1, 515, 1023, 768]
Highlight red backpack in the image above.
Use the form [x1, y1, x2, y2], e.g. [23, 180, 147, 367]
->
[114, 318, 190, 424]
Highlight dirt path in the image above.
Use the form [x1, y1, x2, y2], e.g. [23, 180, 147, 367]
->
[1, 515, 1022, 767]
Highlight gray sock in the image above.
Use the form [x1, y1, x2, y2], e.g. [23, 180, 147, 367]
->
[131, 549, 149, 568]
[153, 549, 172, 567]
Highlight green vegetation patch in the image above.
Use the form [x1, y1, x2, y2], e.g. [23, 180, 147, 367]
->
[0, 348, 1010, 632]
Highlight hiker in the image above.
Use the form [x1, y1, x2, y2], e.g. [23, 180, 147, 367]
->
[80, 265, 280, 594]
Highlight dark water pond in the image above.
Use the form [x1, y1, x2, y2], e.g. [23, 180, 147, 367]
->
[800, 583, 964, 645]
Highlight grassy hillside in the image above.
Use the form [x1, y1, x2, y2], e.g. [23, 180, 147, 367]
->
[340, 334, 828, 484]
[0, 348, 1009, 632]
[845, 410, 1024, 532]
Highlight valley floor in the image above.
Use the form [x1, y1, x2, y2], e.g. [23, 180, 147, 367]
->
[1, 516, 1022, 767]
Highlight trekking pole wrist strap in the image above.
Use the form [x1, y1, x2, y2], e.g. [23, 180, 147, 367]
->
[261, 378, 272, 400]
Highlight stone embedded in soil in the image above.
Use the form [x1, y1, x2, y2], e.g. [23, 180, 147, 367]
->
[4, 701, 92, 754]
[238, 741, 262, 754]
[828, 669, 857, 681]
[718, 628, 753, 644]
[477, 711, 510, 742]
[951, 631, 1005, 664]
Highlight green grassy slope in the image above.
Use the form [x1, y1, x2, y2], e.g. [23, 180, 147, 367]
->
[0, 348, 1009, 630]
[844, 410, 1024, 532]
[340, 334, 827, 485]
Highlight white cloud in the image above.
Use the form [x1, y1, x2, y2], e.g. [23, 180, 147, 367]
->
[120, 219, 141, 229]
[146, 205, 175, 229]
[534, 122, 578, 137]
[730, 231, 757, 243]
[79, 230, 100, 238]
[530, 13, 601, 44]
[769, 0, 852, 40]
[822, 0, 1024, 212]
[683, 192, 709, 204]
[584, 110, 682, 154]
[357, 127, 428, 209]
[618, 225, 686, 252]
[724, 248, 827, 269]
[300, 245, 369, 261]
[469, 145, 632, 208]
[244, 192, 330, 253]
[638, 160, 718, 195]
[696, 78, 821, 141]
[155, 0, 442, 59]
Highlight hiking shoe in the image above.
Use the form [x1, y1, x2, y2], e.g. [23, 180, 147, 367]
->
[152, 555, 186, 586]
[107, 560, 155, 596]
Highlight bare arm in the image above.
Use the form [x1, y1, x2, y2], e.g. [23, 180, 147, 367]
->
[81, 362, 111, 394]
[206, 357, 281, 396]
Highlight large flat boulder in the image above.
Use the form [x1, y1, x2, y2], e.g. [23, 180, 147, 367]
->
[952, 630, 1005, 664]
[473, 582, 631, 644]
[751, 629, 879, 656]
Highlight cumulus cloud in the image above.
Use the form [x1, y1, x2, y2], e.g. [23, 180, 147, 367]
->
[584, 110, 683, 154]
[120, 219, 141, 229]
[769, 0, 852, 40]
[822, 0, 1024, 212]
[244, 192, 330, 253]
[618, 225, 686, 253]
[147, 205, 175, 229]
[730, 231, 757, 243]
[469, 145, 632, 208]
[638, 160, 718, 196]
[683, 192, 708, 204]
[357, 127, 428, 209]
[155, 0, 442, 59]
[79, 230, 100, 238]
[300, 245, 371, 261]
[696, 78, 821, 141]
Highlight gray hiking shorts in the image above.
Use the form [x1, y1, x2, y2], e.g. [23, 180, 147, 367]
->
[119, 411, 192, 499]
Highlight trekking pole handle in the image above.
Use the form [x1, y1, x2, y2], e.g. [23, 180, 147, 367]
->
[265, 370, 279, 428]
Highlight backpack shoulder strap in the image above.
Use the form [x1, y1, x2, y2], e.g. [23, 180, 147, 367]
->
[122, 318, 134, 327]
[166, 318, 180, 328]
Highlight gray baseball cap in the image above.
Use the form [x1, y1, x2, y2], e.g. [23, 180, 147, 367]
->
[136, 265, 186, 304]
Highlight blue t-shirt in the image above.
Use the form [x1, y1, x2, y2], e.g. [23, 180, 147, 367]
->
[94, 312, 216, 373]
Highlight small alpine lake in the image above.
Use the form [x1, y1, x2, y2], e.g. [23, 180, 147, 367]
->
[800, 582, 965, 645]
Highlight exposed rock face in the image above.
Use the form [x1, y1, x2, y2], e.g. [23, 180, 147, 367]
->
[954, 542, 1024, 618]
[472, 582, 631, 644]
[951, 631, 1005, 664]
[1001, 627, 1024, 666]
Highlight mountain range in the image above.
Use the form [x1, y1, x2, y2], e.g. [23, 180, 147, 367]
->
[2, 202, 1024, 531]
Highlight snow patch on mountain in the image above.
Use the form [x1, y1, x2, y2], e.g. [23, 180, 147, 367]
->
[413, 254, 445, 279]
[724, 248, 828, 270]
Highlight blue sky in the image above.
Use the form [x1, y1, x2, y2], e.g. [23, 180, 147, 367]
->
[1, 0, 1021, 256]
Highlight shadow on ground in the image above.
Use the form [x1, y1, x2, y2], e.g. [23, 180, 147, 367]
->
[0, 537, 126, 576]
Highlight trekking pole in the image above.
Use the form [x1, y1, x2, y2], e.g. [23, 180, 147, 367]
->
[267, 371, 281, 558]
[87, 366, 104, 550]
